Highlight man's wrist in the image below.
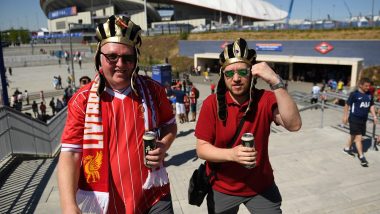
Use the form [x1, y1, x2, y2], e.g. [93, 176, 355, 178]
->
[270, 75, 285, 90]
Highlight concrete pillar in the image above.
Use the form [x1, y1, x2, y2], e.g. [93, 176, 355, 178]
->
[289, 63, 294, 81]
[350, 61, 362, 88]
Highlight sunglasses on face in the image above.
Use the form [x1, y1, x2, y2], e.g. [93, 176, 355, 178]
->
[100, 51, 136, 64]
[223, 68, 250, 78]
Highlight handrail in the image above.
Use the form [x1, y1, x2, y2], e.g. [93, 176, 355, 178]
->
[0, 105, 67, 163]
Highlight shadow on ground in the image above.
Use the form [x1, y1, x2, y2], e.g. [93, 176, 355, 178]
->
[0, 156, 58, 214]
[176, 129, 195, 138]
[351, 138, 373, 153]
[166, 149, 198, 167]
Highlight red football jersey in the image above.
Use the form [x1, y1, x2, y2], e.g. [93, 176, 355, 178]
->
[62, 78, 175, 213]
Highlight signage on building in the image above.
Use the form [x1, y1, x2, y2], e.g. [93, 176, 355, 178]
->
[48, 6, 77, 20]
[255, 43, 283, 51]
[315, 42, 334, 54]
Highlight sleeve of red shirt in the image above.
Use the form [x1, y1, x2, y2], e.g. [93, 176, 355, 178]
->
[61, 90, 88, 147]
[265, 91, 278, 122]
[194, 95, 217, 143]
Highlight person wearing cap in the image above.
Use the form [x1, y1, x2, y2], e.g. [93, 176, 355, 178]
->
[58, 15, 177, 214]
[195, 38, 301, 213]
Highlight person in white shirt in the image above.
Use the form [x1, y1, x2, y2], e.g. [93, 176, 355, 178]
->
[311, 82, 321, 109]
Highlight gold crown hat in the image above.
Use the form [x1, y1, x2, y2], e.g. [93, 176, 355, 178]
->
[217, 38, 257, 121]
[94, 15, 142, 95]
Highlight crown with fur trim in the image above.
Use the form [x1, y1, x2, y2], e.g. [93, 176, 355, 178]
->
[94, 15, 142, 95]
[219, 38, 256, 70]
[95, 15, 142, 48]
[217, 38, 257, 121]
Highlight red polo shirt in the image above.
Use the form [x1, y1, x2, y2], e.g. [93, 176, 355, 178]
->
[195, 89, 277, 196]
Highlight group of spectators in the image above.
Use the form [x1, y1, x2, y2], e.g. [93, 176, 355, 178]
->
[311, 78, 380, 107]
[166, 79, 199, 123]
[9, 75, 92, 123]
[31, 97, 64, 119]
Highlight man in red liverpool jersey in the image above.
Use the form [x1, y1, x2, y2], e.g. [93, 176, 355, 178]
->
[194, 38, 301, 213]
[58, 15, 177, 214]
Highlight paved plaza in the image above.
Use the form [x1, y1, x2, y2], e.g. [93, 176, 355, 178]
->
[2, 61, 380, 213]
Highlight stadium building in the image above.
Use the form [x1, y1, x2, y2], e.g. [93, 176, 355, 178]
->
[39, 0, 287, 35]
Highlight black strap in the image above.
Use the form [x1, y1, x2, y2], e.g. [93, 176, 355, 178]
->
[227, 116, 246, 148]
[208, 116, 246, 175]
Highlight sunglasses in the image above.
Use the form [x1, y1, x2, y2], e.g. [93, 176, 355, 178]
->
[223, 68, 250, 78]
[100, 51, 136, 64]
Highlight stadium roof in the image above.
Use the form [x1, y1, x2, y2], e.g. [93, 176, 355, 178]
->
[171, 0, 287, 21]
[40, 0, 287, 22]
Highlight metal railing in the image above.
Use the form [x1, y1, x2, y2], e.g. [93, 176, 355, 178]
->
[0, 105, 67, 163]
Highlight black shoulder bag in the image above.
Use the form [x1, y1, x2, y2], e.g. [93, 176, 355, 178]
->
[188, 117, 246, 206]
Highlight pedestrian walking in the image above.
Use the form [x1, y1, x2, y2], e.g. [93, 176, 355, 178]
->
[32, 101, 38, 117]
[173, 85, 186, 123]
[40, 102, 46, 117]
[57, 75, 62, 89]
[311, 82, 320, 109]
[78, 55, 82, 69]
[55, 98, 64, 113]
[39, 90, 45, 102]
[189, 83, 199, 122]
[24, 90, 29, 105]
[49, 97, 56, 115]
[342, 77, 377, 167]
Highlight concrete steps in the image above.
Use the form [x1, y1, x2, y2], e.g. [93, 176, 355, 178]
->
[0, 157, 57, 214]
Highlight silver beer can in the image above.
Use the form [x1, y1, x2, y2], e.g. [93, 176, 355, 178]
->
[241, 133, 255, 148]
[143, 131, 157, 167]
[241, 133, 255, 169]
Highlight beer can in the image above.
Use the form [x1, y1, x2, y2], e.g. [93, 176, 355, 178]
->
[241, 133, 255, 169]
[241, 133, 255, 148]
[143, 131, 157, 167]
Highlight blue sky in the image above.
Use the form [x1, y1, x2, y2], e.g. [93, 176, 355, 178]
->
[0, 0, 379, 31]
[267, 0, 379, 21]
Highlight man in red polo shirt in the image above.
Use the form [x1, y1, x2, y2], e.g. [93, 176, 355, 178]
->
[195, 38, 301, 213]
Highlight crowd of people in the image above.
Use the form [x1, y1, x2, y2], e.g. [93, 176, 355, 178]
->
[8, 73, 91, 122]
[166, 79, 199, 123]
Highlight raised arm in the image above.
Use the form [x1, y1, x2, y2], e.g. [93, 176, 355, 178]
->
[251, 62, 302, 131]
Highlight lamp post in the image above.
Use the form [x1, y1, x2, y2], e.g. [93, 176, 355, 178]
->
[144, 0, 148, 34]
[68, 23, 76, 88]
[0, 31, 10, 106]
[371, 0, 375, 27]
